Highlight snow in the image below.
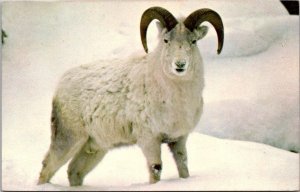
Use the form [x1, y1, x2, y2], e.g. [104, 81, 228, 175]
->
[2, 0, 299, 191]
[198, 15, 299, 152]
[3, 133, 299, 191]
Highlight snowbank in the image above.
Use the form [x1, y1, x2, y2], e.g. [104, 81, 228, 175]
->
[197, 16, 299, 152]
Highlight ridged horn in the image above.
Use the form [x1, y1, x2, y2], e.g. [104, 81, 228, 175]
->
[184, 8, 224, 54]
[140, 7, 178, 53]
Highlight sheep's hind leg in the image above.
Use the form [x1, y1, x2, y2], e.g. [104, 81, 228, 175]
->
[38, 102, 88, 185]
[38, 131, 88, 185]
[168, 135, 189, 178]
[68, 137, 107, 186]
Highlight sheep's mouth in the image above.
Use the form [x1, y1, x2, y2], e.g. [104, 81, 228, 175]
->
[168, 66, 188, 78]
[175, 68, 185, 73]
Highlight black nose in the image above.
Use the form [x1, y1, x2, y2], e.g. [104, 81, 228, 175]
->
[175, 60, 186, 68]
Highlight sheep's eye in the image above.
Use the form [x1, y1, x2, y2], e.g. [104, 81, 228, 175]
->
[164, 39, 169, 43]
[192, 40, 197, 44]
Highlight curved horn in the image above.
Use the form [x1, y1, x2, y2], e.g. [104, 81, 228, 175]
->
[140, 7, 178, 53]
[184, 8, 224, 54]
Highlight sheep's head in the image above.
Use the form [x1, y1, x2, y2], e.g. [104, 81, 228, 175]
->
[140, 7, 224, 79]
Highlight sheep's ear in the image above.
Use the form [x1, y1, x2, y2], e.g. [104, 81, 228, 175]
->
[156, 21, 164, 33]
[194, 25, 208, 40]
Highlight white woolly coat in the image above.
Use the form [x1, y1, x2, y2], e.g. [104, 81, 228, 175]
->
[54, 45, 205, 150]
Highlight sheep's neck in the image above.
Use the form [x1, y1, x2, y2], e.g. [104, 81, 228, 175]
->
[146, 66, 201, 105]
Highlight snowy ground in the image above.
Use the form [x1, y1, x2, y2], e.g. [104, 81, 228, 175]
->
[2, 0, 299, 191]
[3, 133, 299, 191]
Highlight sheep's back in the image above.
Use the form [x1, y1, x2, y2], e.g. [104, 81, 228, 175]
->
[53, 58, 146, 148]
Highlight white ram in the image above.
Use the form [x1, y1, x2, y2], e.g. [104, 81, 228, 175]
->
[38, 6, 224, 186]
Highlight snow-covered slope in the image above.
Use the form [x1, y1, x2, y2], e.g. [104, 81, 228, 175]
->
[3, 133, 299, 191]
[197, 15, 299, 152]
[2, 0, 299, 190]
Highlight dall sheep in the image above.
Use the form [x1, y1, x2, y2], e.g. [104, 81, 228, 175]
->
[38, 6, 224, 186]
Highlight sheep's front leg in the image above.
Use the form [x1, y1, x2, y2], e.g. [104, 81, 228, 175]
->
[138, 138, 162, 184]
[168, 135, 189, 178]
